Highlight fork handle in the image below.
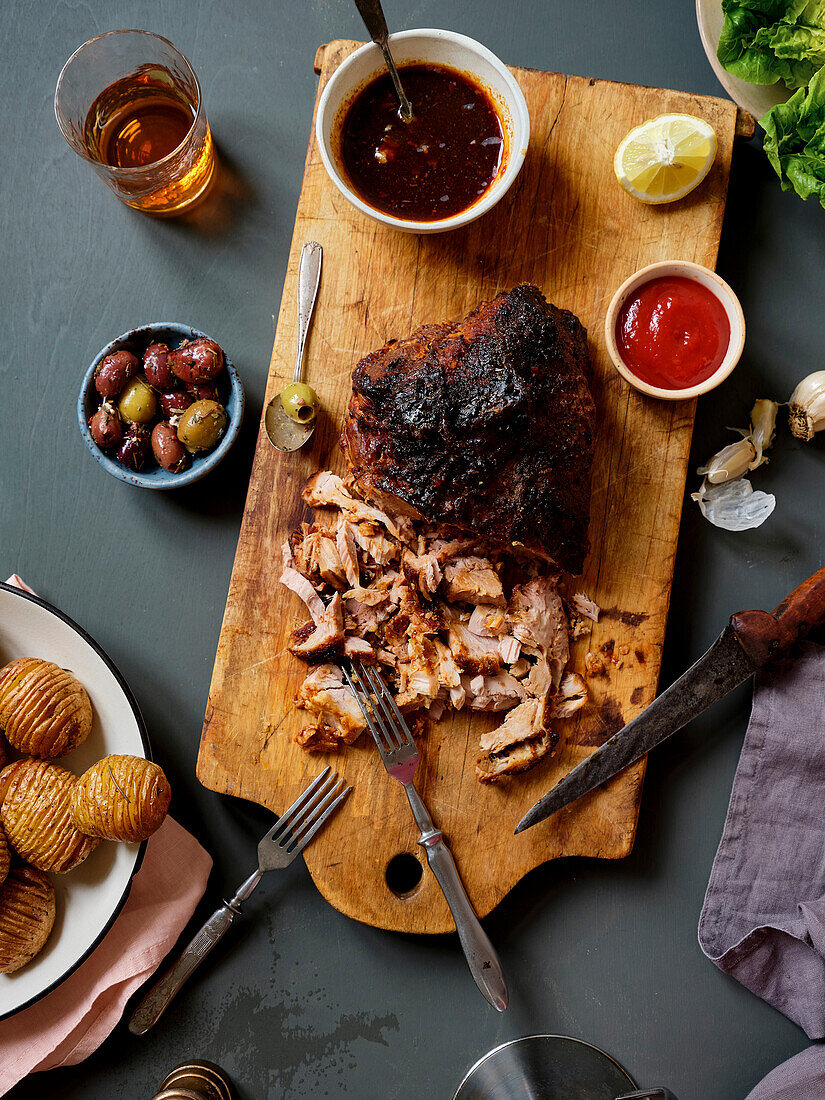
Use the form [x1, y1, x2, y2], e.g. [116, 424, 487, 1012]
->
[405, 785, 509, 1012]
[128, 899, 239, 1036]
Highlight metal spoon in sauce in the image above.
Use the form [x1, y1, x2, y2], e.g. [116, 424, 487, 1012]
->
[353, 0, 414, 122]
[265, 241, 322, 452]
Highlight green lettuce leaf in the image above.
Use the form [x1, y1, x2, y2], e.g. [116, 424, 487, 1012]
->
[718, 0, 825, 88]
[761, 65, 825, 203]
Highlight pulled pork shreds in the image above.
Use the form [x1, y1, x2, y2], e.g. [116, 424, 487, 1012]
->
[281, 471, 589, 783]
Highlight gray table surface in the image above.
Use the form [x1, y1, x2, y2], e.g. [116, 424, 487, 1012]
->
[2, 1, 822, 1097]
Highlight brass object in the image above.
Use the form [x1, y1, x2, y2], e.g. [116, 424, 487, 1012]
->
[153, 1061, 233, 1100]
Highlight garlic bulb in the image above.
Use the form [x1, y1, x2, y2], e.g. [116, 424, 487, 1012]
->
[697, 439, 756, 484]
[789, 372, 825, 441]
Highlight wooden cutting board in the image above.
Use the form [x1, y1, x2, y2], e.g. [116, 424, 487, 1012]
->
[197, 41, 749, 933]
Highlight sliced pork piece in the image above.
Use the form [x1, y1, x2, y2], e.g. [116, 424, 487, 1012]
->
[292, 530, 347, 589]
[343, 635, 375, 661]
[476, 730, 555, 783]
[447, 621, 502, 675]
[479, 695, 551, 753]
[401, 547, 442, 599]
[303, 470, 404, 539]
[280, 565, 326, 623]
[464, 672, 525, 711]
[336, 516, 360, 590]
[351, 523, 398, 566]
[289, 593, 344, 661]
[442, 556, 506, 607]
[508, 577, 569, 689]
[433, 638, 462, 690]
[499, 635, 521, 665]
[571, 592, 600, 622]
[344, 593, 392, 636]
[468, 605, 507, 636]
[295, 663, 367, 747]
[549, 672, 587, 718]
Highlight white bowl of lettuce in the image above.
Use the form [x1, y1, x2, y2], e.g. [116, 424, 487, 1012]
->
[698, 0, 825, 206]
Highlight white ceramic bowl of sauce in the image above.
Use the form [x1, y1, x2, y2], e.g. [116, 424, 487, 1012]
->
[604, 260, 746, 401]
[315, 29, 530, 234]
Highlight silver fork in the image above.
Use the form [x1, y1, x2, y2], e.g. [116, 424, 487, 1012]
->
[342, 660, 508, 1011]
[128, 767, 350, 1035]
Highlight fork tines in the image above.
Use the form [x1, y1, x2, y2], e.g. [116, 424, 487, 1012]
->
[341, 660, 415, 758]
[270, 766, 350, 855]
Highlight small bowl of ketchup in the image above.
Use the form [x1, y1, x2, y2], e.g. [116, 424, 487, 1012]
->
[315, 29, 530, 234]
[604, 260, 745, 401]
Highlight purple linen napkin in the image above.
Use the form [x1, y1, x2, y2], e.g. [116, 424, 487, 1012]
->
[744, 1045, 825, 1100]
[699, 641, 825, 1038]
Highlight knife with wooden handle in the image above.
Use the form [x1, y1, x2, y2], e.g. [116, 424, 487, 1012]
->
[516, 567, 825, 833]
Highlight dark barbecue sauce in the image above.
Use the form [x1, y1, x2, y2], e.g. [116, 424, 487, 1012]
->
[340, 64, 504, 221]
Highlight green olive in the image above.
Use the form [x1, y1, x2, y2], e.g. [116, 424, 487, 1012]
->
[280, 382, 319, 425]
[117, 378, 157, 425]
[176, 399, 228, 453]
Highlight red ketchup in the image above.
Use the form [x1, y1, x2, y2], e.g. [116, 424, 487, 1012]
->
[616, 276, 731, 390]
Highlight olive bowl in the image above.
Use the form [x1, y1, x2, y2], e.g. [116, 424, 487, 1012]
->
[78, 322, 244, 489]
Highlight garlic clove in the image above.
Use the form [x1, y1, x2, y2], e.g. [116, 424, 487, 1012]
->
[749, 398, 779, 468]
[789, 371, 825, 441]
[697, 438, 757, 484]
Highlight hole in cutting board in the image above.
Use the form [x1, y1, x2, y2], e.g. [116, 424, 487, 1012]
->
[385, 852, 423, 898]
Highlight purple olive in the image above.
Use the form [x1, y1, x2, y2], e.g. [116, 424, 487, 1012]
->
[116, 423, 152, 471]
[171, 338, 225, 384]
[186, 381, 220, 402]
[143, 343, 177, 390]
[94, 350, 139, 398]
[88, 404, 123, 450]
[151, 421, 189, 473]
[159, 390, 193, 419]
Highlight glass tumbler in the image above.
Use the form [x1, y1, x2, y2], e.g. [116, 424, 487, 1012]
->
[54, 30, 216, 216]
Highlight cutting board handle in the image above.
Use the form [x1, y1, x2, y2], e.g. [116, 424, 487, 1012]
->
[731, 566, 825, 667]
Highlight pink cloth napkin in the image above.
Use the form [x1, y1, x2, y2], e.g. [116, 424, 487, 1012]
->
[0, 576, 212, 1094]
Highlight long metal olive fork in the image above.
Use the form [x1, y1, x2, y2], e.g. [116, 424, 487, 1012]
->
[342, 660, 508, 1011]
[128, 767, 350, 1035]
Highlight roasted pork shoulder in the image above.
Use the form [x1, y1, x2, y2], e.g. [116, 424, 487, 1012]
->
[341, 284, 596, 575]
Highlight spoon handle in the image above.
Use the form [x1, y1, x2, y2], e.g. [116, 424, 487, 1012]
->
[293, 241, 322, 384]
[353, 0, 414, 121]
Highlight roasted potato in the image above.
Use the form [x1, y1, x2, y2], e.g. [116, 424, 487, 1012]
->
[0, 825, 9, 887]
[0, 658, 92, 758]
[1, 759, 99, 873]
[0, 865, 56, 973]
[71, 755, 171, 843]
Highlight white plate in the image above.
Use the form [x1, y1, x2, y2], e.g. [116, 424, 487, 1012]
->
[696, 0, 792, 120]
[0, 583, 149, 1019]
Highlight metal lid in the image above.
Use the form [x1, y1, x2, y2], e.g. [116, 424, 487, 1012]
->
[157, 1061, 233, 1100]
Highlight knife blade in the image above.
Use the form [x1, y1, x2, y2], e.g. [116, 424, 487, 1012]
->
[516, 566, 825, 834]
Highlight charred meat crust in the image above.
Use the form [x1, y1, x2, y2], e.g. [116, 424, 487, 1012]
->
[341, 284, 595, 575]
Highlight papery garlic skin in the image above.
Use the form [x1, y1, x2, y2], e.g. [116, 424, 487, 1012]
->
[697, 439, 757, 484]
[789, 371, 825, 441]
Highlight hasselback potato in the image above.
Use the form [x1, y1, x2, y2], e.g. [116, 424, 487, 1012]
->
[0, 658, 92, 758]
[0, 825, 9, 886]
[71, 755, 171, 842]
[1, 759, 99, 873]
[0, 865, 56, 973]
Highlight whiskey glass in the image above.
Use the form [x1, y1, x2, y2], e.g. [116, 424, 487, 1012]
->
[54, 30, 216, 216]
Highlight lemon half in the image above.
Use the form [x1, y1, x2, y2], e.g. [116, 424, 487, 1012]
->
[614, 114, 718, 205]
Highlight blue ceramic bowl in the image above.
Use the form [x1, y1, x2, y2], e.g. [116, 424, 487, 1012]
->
[78, 322, 244, 489]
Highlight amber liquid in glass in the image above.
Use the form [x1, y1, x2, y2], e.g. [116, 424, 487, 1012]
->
[82, 68, 215, 214]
